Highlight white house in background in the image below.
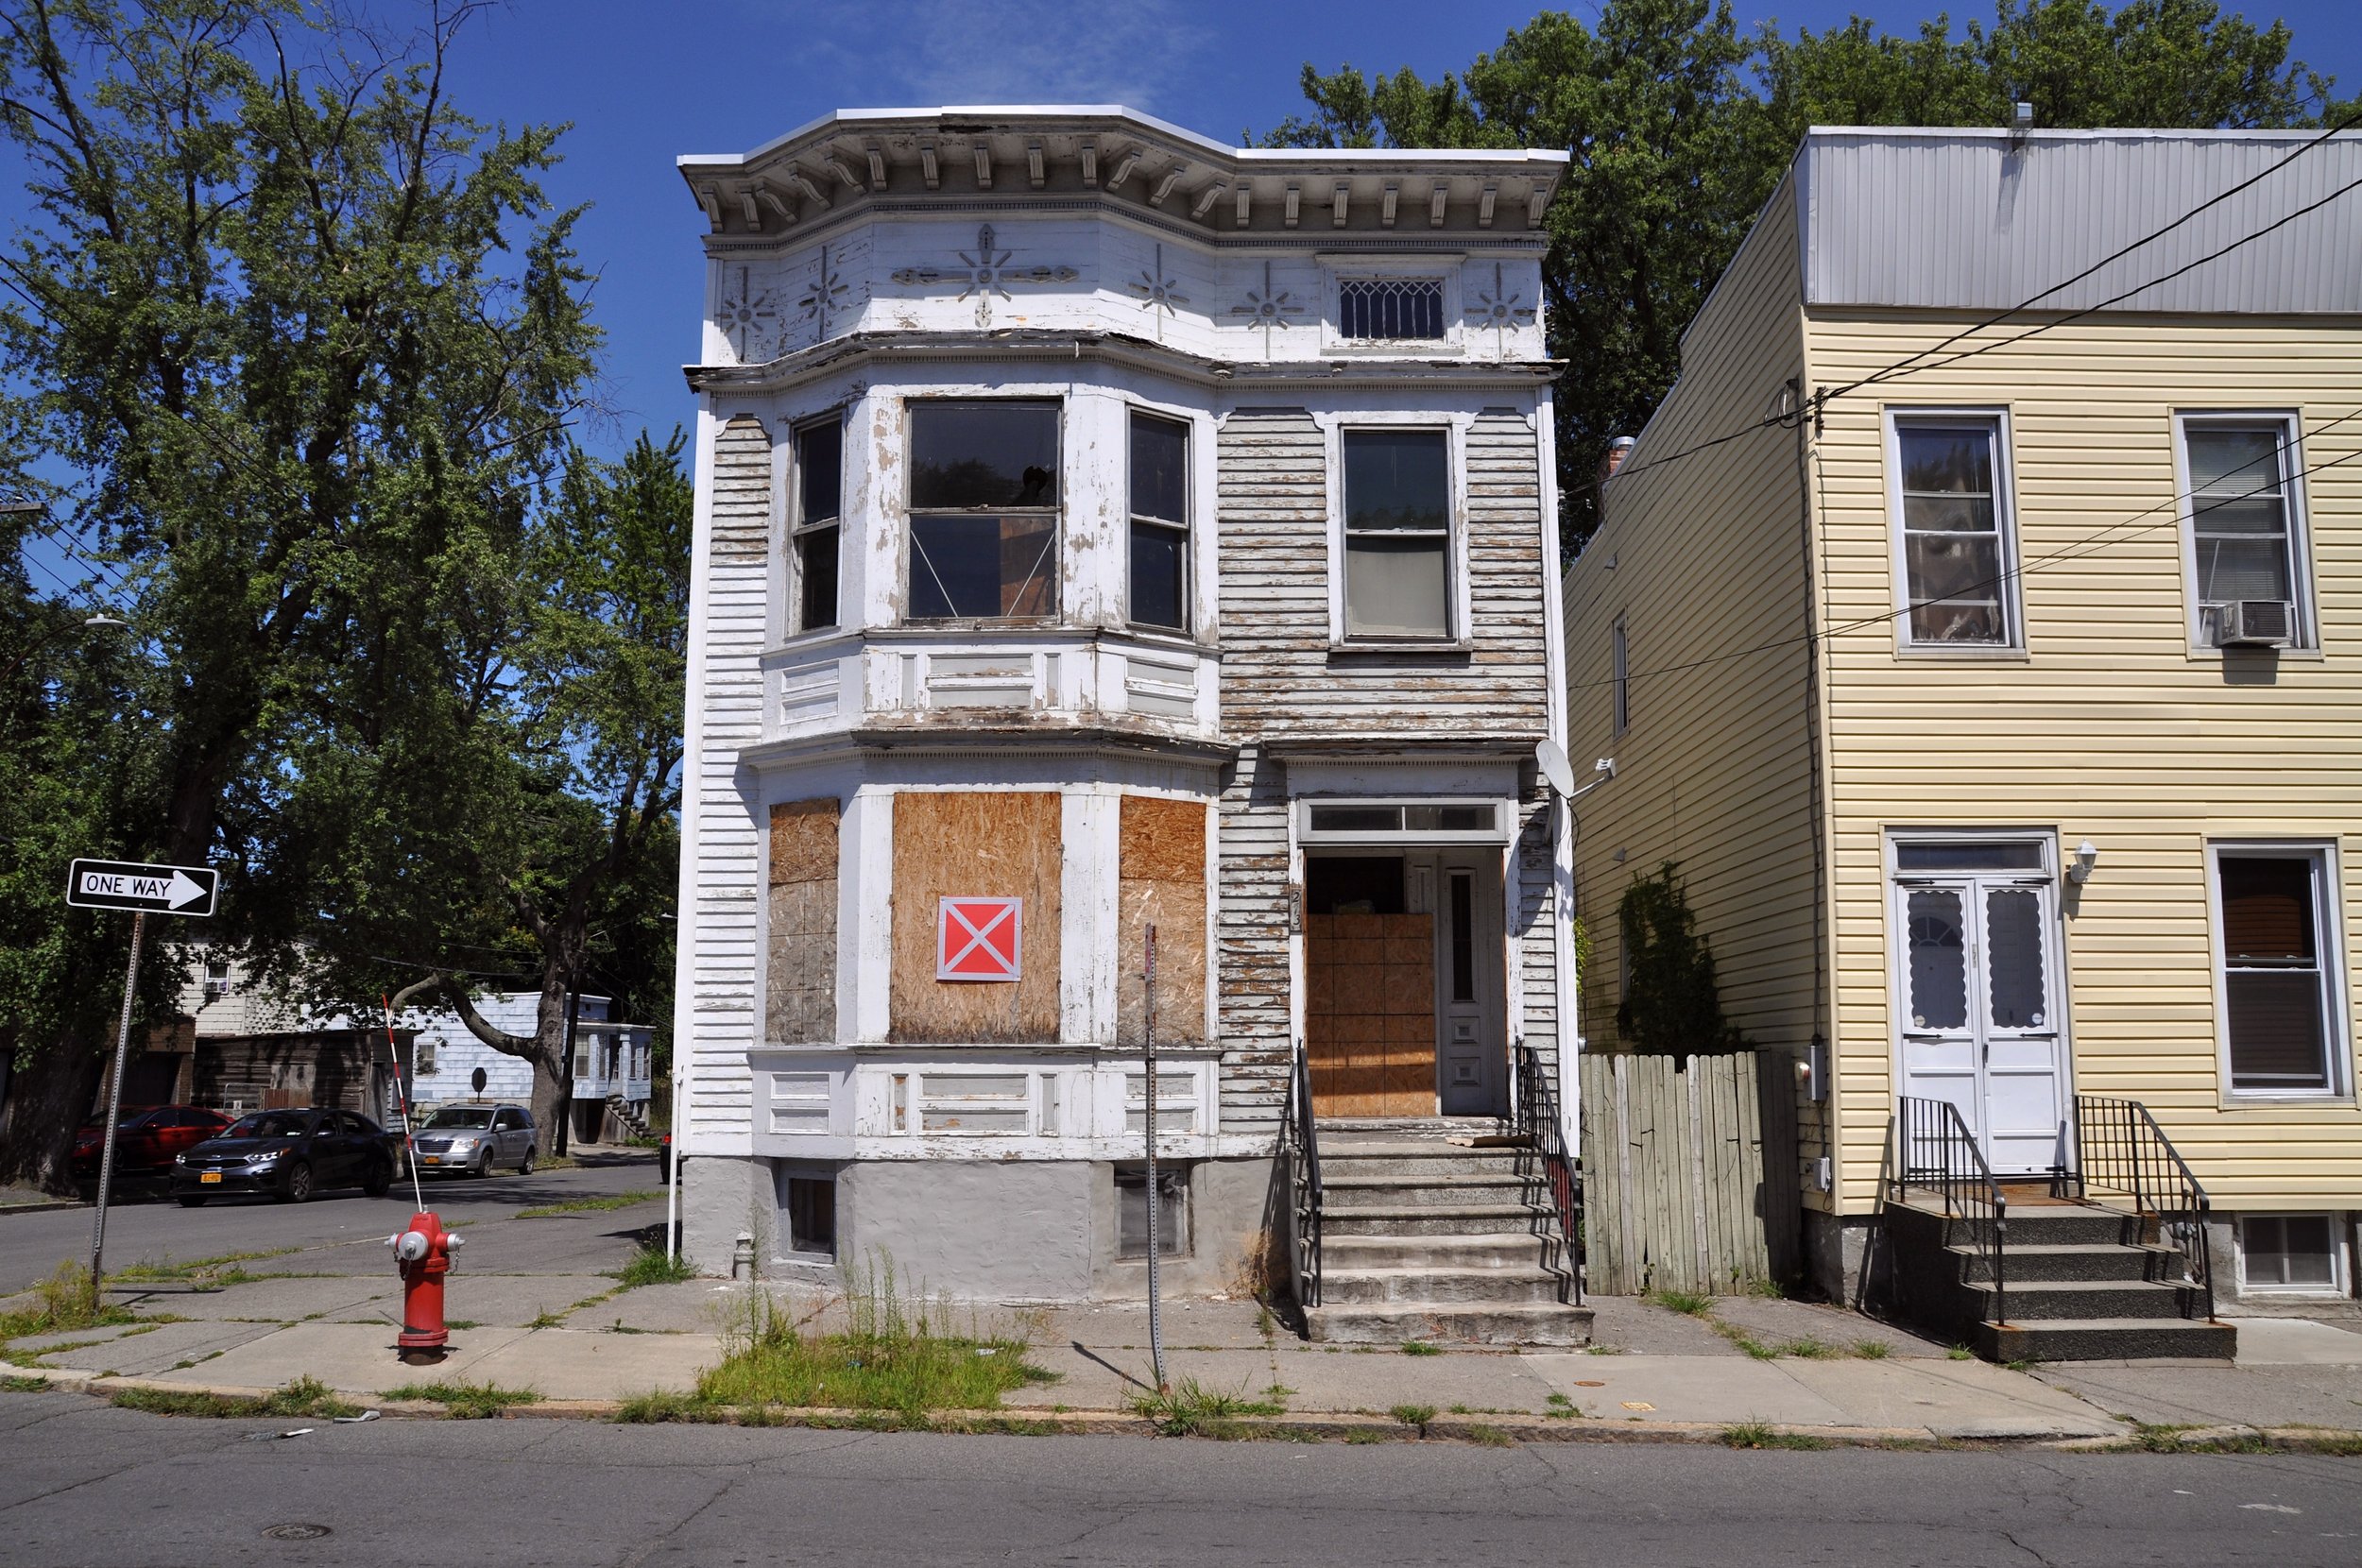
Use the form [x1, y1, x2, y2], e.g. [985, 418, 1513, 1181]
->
[669, 106, 1586, 1339]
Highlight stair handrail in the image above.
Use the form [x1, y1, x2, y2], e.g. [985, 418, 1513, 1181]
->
[2061, 1095, 2216, 1321]
[1891, 1096, 2007, 1326]
[1511, 1040, 1583, 1305]
[1282, 1035, 1324, 1310]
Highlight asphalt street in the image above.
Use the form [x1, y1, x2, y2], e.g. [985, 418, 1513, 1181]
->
[0, 1389, 2356, 1567]
[1, 1152, 667, 1293]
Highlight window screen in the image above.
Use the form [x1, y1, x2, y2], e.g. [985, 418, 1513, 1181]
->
[1896, 421, 2011, 646]
[1129, 412, 1189, 630]
[1116, 1166, 1190, 1257]
[1338, 280, 1445, 340]
[2218, 853, 2334, 1092]
[793, 418, 842, 633]
[1343, 429, 1450, 638]
[2243, 1215, 2336, 1287]
[2185, 423, 2298, 643]
[908, 402, 1059, 620]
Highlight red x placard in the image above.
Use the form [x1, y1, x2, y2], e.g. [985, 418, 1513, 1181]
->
[937, 896, 1022, 981]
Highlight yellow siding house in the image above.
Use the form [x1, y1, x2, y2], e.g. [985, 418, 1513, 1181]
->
[1566, 127, 2362, 1314]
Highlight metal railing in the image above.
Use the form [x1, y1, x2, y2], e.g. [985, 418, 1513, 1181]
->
[1280, 1036, 1325, 1310]
[2059, 1095, 2216, 1321]
[1511, 1041, 1583, 1304]
[1891, 1097, 2008, 1324]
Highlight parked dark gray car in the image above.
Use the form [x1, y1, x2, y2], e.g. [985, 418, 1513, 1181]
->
[170, 1108, 399, 1205]
[409, 1103, 538, 1178]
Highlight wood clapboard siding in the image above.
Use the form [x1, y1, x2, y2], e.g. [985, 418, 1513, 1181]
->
[1563, 181, 1830, 1192]
[1216, 745, 1292, 1136]
[1808, 311, 2362, 1211]
[1515, 795, 1560, 1074]
[684, 415, 773, 1144]
[1216, 407, 1550, 737]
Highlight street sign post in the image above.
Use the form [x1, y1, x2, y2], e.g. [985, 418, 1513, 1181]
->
[65, 857, 215, 1308]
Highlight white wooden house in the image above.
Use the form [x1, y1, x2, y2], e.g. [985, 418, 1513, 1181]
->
[672, 107, 1586, 1338]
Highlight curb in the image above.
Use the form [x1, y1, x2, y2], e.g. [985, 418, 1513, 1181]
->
[0, 1201, 87, 1219]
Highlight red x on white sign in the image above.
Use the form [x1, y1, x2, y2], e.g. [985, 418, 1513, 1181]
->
[937, 896, 1022, 981]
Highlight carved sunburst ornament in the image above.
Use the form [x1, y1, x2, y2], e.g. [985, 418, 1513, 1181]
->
[1229, 260, 1305, 355]
[1470, 261, 1536, 352]
[893, 223, 1079, 328]
[795, 244, 853, 343]
[717, 265, 780, 363]
[1129, 243, 1189, 339]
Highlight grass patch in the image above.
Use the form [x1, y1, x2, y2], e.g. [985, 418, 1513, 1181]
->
[1947, 1344, 1976, 1361]
[382, 1379, 540, 1419]
[1584, 1343, 1625, 1355]
[1643, 1287, 1714, 1318]
[111, 1375, 358, 1421]
[1854, 1339, 1891, 1360]
[3, 1373, 49, 1392]
[1389, 1403, 1438, 1431]
[1464, 1423, 1514, 1447]
[613, 1244, 697, 1288]
[696, 1258, 1051, 1421]
[109, 1248, 302, 1285]
[1130, 1377, 1285, 1439]
[615, 1389, 713, 1424]
[515, 1190, 663, 1219]
[1399, 1339, 1444, 1356]
[1721, 1419, 1830, 1451]
[1780, 1338, 1840, 1360]
[1545, 1392, 1578, 1419]
[0, 1263, 140, 1346]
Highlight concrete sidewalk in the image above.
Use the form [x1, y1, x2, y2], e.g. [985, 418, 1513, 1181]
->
[9, 1263, 2360, 1444]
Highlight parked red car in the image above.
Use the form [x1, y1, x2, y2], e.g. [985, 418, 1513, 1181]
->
[71, 1105, 234, 1184]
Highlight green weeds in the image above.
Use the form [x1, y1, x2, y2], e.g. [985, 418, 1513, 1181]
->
[613, 1244, 697, 1288]
[381, 1379, 540, 1419]
[1643, 1287, 1713, 1318]
[111, 1376, 358, 1421]
[516, 1190, 663, 1219]
[1389, 1403, 1438, 1431]
[1400, 1340, 1443, 1356]
[1130, 1377, 1284, 1438]
[1721, 1419, 1829, 1450]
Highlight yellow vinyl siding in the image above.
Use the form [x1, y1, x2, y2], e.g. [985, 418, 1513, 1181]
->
[1564, 180, 1835, 1196]
[1807, 309, 2362, 1214]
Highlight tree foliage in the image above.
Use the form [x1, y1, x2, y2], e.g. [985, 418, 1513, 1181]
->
[1267, 0, 2352, 553]
[1614, 862, 1742, 1055]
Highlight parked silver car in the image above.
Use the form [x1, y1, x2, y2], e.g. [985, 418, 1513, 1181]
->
[408, 1103, 538, 1177]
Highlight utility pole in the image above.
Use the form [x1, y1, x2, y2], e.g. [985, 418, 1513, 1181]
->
[1144, 924, 1166, 1395]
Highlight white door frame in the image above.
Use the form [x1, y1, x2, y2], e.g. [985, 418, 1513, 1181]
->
[1888, 831, 2071, 1176]
[1431, 851, 1508, 1116]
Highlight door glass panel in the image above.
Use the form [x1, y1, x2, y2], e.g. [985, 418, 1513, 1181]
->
[1985, 889, 2047, 1030]
[1905, 891, 1968, 1031]
[1447, 874, 1474, 1003]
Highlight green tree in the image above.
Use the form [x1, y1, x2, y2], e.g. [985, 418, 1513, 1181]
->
[0, 0, 599, 1187]
[1270, 0, 2350, 555]
[1615, 862, 1741, 1055]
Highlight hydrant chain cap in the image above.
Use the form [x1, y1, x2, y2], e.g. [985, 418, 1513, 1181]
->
[395, 1230, 431, 1263]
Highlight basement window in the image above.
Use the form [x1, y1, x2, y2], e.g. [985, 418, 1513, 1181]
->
[907, 401, 1059, 621]
[1116, 1165, 1190, 1258]
[2239, 1214, 2340, 1292]
[782, 1172, 837, 1260]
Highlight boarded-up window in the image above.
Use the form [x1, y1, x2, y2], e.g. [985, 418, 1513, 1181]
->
[892, 792, 1062, 1042]
[767, 799, 839, 1045]
[1120, 795, 1209, 1047]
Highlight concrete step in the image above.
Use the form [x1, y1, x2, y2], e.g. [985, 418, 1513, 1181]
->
[1321, 1232, 1557, 1271]
[1991, 1207, 2140, 1246]
[1962, 1278, 2202, 1321]
[1317, 1266, 1568, 1306]
[1954, 1242, 2181, 1284]
[1306, 1302, 1593, 1347]
[1977, 1317, 2237, 1363]
[1321, 1203, 1549, 1237]
[1320, 1146, 1530, 1181]
[1322, 1173, 1538, 1209]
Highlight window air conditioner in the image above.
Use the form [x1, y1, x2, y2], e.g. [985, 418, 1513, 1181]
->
[2217, 600, 2293, 648]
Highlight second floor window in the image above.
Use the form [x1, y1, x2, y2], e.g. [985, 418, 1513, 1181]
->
[792, 418, 841, 633]
[2182, 418, 2308, 648]
[1128, 412, 1190, 631]
[908, 401, 1059, 620]
[1339, 279, 1445, 340]
[1611, 617, 1629, 734]
[1342, 428, 1451, 639]
[1893, 417, 2015, 648]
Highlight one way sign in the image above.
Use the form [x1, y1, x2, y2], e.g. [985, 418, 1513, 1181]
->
[66, 858, 217, 917]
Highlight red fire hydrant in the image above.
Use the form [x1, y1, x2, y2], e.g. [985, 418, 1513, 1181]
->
[386, 1211, 463, 1364]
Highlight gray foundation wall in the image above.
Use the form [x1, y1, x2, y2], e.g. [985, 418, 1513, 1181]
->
[1806, 1209, 1877, 1306]
[683, 1152, 1280, 1302]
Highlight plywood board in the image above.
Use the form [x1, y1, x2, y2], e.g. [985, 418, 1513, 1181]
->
[891, 791, 1062, 1043]
[766, 799, 838, 1046]
[1119, 795, 1209, 1047]
[1306, 912, 1435, 1116]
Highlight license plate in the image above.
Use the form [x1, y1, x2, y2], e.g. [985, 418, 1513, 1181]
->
[199, 1171, 222, 1185]
[420, 1155, 440, 1165]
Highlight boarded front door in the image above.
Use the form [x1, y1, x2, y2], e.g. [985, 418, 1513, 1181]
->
[1306, 912, 1436, 1116]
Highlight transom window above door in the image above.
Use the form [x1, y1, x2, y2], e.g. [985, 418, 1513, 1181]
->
[907, 401, 1059, 621]
[1890, 416, 2018, 650]
[1341, 428, 1453, 639]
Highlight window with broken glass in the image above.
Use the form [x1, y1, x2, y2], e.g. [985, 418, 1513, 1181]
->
[907, 401, 1060, 621]
[1342, 428, 1452, 639]
[1128, 411, 1190, 631]
[792, 416, 842, 633]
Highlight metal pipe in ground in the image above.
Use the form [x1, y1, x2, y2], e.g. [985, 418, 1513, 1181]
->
[1144, 923, 1166, 1395]
[87, 910, 145, 1312]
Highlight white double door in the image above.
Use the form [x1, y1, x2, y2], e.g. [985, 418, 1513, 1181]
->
[1894, 871, 2067, 1176]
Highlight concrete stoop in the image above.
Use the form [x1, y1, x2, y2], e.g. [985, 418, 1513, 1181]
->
[1304, 1139, 1591, 1348]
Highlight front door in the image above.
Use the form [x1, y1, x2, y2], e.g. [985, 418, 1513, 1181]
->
[1894, 847, 2066, 1176]
[1434, 857, 1506, 1116]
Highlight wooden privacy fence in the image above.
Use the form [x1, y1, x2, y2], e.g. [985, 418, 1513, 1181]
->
[1579, 1051, 1802, 1296]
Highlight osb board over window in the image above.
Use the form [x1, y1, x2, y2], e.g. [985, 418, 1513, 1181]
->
[1119, 795, 1209, 1047]
[1306, 913, 1436, 1116]
[891, 791, 1062, 1043]
[767, 800, 839, 1045]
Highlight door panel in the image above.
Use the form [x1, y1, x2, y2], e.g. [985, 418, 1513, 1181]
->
[1306, 912, 1436, 1117]
[1435, 862, 1504, 1116]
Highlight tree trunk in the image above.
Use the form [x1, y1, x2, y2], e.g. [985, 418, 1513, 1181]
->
[0, 1034, 107, 1193]
[525, 980, 571, 1154]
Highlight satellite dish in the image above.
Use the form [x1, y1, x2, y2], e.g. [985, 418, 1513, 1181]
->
[1534, 739, 1578, 799]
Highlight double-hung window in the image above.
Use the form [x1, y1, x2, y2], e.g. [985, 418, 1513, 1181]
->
[1341, 428, 1452, 639]
[907, 401, 1059, 621]
[1128, 412, 1190, 631]
[2213, 845, 2344, 1096]
[2179, 416, 2310, 648]
[1610, 617, 1630, 735]
[791, 417, 842, 634]
[1891, 416, 2016, 648]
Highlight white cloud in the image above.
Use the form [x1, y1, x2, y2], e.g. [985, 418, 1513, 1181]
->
[741, 0, 1208, 113]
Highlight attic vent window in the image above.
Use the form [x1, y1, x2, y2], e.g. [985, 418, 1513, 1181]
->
[1338, 279, 1444, 340]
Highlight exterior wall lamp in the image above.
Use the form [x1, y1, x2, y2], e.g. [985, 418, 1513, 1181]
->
[2066, 839, 2099, 884]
